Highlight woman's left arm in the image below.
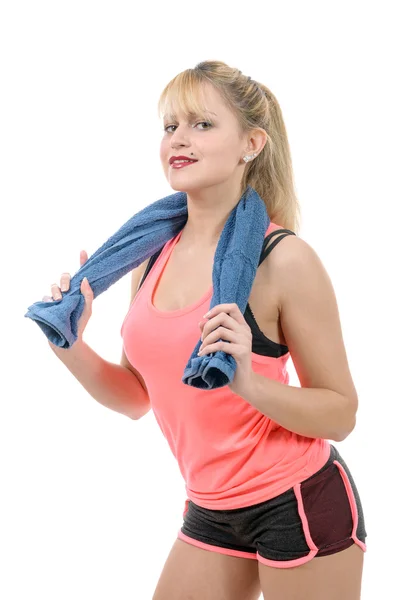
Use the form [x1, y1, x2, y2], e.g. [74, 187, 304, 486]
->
[243, 236, 359, 442]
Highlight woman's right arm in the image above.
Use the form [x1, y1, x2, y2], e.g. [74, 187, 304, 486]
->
[47, 255, 151, 421]
[49, 339, 150, 421]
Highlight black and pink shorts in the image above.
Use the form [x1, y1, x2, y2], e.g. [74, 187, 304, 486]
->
[178, 444, 367, 569]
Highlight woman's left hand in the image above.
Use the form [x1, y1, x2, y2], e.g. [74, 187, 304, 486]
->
[198, 303, 255, 397]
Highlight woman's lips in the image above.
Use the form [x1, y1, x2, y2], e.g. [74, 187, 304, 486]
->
[170, 161, 197, 169]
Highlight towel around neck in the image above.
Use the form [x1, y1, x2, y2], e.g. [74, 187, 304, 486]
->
[25, 185, 269, 389]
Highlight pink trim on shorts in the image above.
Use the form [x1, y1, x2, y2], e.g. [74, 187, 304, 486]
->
[177, 530, 258, 560]
[256, 483, 319, 569]
[333, 460, 367, 552]
[257, 463, 368, 569]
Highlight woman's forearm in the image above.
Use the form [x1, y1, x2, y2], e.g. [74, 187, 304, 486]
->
[48, 339, 150, 420]
[243, 372, 357, 442]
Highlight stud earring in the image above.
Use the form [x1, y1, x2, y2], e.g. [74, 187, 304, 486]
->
[243, 153, 257, 163]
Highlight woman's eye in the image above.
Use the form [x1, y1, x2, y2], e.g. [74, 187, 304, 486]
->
[164, 121, 212, 133]
[195, 121, 212, 130]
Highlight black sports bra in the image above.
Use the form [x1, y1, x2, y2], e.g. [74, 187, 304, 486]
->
[138, 228, 297, 359]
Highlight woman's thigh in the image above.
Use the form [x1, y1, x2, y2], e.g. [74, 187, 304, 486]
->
[258, 542, 364, 600]
[152, 538, 262, 600]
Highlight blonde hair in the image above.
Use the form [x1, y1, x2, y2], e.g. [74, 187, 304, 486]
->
[158, 60, 301, 234]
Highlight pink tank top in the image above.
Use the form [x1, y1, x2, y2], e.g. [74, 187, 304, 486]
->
[121, 221, 330, 510]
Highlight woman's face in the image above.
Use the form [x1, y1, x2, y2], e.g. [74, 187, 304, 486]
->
[160, 82, 247, 193]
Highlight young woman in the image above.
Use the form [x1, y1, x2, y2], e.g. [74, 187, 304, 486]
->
[46, 61, 367, 599]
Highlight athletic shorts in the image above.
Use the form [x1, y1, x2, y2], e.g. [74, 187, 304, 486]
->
[178, 444, 367, 569]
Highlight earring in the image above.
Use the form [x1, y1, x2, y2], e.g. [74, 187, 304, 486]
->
[243, 153, 257, 163]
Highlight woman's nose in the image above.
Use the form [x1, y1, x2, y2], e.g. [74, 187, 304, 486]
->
[171, 138, 189, 148]
[170, 127, 190, 147]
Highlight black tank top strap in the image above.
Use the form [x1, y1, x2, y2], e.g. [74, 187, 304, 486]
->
[138, 246, 164, 290]
[258, 228, 296, 266]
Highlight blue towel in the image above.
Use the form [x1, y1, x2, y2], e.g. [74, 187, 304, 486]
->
[25, 185, 269, 389]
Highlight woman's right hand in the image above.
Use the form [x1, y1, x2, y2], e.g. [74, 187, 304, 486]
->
[43, 250, 94, 344]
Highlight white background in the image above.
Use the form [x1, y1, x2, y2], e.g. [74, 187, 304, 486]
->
[1, 1, 399, 598]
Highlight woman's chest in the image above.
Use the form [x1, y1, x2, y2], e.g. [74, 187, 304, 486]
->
[151, 246, 287, 347]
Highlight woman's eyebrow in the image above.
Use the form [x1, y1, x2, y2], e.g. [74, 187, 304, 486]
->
[164, 110, 217, 122]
